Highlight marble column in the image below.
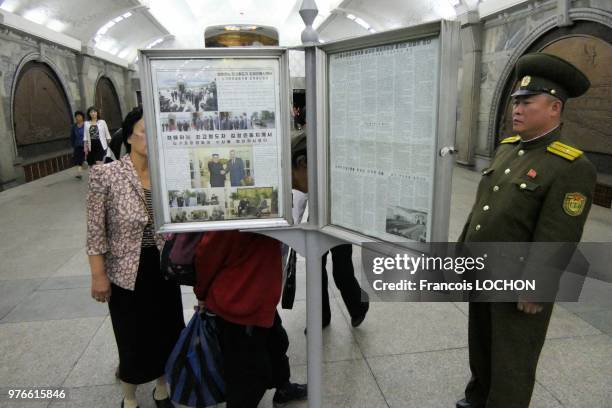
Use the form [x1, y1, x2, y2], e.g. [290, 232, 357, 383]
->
[455, 14, 482, 166]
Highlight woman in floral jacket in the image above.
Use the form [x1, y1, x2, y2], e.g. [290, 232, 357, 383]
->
[86, 107, 183, 408]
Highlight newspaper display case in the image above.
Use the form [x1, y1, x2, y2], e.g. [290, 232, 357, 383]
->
[138, 48, 293, 233]
[315, 20, 460, 244]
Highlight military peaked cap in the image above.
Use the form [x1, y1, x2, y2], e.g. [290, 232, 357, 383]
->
[511, 53, 590, 102]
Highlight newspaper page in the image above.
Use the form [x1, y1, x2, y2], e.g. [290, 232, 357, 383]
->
[149, 58, 283, 224]
[328, 37, 440, 242]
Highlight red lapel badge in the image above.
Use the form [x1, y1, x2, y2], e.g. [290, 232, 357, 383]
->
[527, 169, 537, 178]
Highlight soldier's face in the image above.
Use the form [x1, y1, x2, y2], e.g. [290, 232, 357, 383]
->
[512, 94, 561, 138]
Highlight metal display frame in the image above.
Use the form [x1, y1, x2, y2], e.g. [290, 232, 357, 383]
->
[138, 47, 293, 233]
[137, 14, 460, 408]
[314, 20, 461, 245]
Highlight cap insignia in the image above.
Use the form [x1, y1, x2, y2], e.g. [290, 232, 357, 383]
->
[521, 75, 531, 87]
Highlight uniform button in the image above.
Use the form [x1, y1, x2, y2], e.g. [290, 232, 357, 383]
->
[504, 168, 511, 175]
[520, 183, 527, 189]
[518, 150, 525, 156]
[519, 256, 525, 262]
[483, 205, 490, 211]
[493, 185, 499, 192]
[475, 224, 481, 231]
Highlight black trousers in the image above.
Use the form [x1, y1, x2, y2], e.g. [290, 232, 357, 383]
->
[216, 312, 290, 408]
[322, 244, 365, 324]
[465, 302, 553, 408]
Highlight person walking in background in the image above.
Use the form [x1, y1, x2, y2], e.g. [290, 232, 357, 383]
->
[291, 132, 369, 330]
[87, 107, 184, 408]
[70, 110, 86, 179]
[84, 106, 111, 166]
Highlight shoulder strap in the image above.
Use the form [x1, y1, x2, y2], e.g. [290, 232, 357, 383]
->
[500, 135, 521, 144]
[547, 141, 583, 161]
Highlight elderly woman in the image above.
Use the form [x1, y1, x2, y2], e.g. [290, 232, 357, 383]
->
[84, 106, 111, 165]
[87, 107, 184, 408]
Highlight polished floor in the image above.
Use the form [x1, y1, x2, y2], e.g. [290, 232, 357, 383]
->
[0, 165, 611, 408]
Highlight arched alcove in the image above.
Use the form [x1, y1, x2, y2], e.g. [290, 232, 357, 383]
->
[12, 60, 73, 159]
[496, 21, 612, 163]
[94, 76, 123, 132]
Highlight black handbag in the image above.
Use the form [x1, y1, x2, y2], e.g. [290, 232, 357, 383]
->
[281, 248, 297, 309]
[160, 233, 204, 286]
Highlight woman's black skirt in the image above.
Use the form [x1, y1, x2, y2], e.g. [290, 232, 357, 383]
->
[87, 139, 105, 165]
[108, 246, 185, 384]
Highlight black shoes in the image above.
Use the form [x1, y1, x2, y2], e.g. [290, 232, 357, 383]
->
[120, 400, 138, 408]
[273, 382, 307, 407]
[351, 294, 370, 327]
[456, 398, 483, 408]
[152, 389, 173, 408]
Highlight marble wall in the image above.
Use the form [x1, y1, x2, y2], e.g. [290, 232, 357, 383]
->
[0, 26, 135, 189]
[469, 0, 612, 168]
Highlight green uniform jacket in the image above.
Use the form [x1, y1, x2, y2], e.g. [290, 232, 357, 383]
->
[459, 126, 596, 244]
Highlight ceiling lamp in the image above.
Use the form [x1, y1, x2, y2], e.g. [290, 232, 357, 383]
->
[22, 8, 47, 24]
[94, 11, 135, 45]
[205, 25, 278, 47]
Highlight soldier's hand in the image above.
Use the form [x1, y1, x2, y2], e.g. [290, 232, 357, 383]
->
[517, 301, 543, 314]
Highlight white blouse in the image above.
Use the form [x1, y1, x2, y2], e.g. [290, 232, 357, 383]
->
[84, 120, 111, 151]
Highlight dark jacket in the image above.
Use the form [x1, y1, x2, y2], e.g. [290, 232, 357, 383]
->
[70, 124, 84, 148]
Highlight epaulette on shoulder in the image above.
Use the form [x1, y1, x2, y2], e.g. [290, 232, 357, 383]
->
[547, 141, 583, 161]
[500, 135, 521, 144]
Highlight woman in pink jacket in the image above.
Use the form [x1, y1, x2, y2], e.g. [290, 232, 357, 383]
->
[87, 107, 183, 408]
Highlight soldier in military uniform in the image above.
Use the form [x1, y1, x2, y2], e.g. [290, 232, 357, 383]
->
[456, 53, 597, 408]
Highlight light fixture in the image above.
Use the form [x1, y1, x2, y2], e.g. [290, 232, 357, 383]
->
[95, 37, 116, 53]
[354, 17, 370, 30]
[118, 48, 131, 59]
[346, 13, 356, 20]
[93, 12, 134, 43]
[224, 25, 241, 31]
[368, 28, 376, 33]
[46, 19, 66, 32]
[23, 8, 47, 24]
[146, 37, 164, 49]
[0, 0, 20, 13]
